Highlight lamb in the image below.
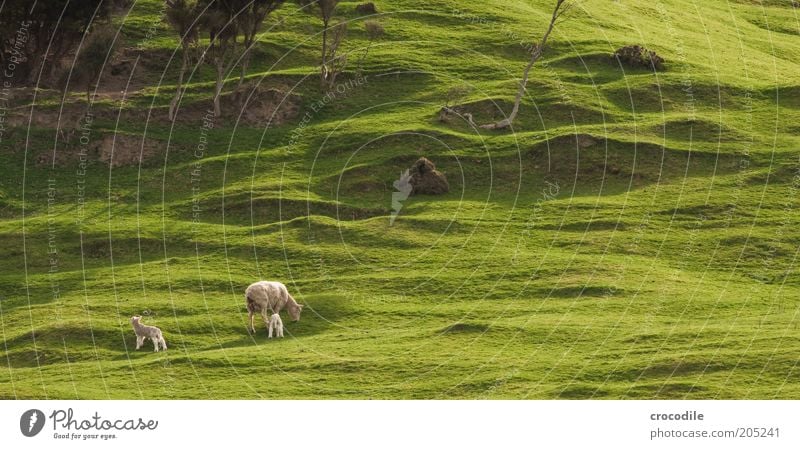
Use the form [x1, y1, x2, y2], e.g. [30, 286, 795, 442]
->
[130, 316, 167, 352]
[268, 313, 284, 338]
[245, 280, 304, 335]
[246, 297, 285, 338]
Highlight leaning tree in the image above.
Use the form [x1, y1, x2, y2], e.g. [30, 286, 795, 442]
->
[481, 0, 576, 130]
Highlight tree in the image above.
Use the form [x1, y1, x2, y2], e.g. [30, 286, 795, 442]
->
[0, 2, 29, 81]
[480, 0, 574, 130]
[356, 20, 383, 75]
[234, 0, 285, 87]
[439, 85, 476, 126]
[0, 0, 125, 86]
[165, 0, 202, 121]
[444, 85, 471, 109]
[322, 20, 347, 88]
[74, 27, 119, 104]
[196, 0, 287, 117]
[297, 0, 342, 87]
[199, 0, 239, 117]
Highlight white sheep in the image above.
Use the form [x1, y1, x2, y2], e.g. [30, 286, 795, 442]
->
[268, 313, 284, 338]
[130, 316, 167, 352]
[245, 280, 304, 334]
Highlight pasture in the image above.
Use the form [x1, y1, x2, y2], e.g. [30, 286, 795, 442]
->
[1, 0, 799, 398]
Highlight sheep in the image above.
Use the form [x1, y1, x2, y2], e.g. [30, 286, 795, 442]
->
[130, 316, 167, 352]
[268, 313, 284, 338]
[248, 301, 285, 338]
[245, 280, 304, 334]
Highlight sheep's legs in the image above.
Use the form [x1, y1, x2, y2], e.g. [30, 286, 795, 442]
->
[261, 309, 270, 335]
[135, 336, 144, 350]
[248, 310, 256, 333]
[275, 314, 284, 338]
[160, 335, 168, 351]
[152, 337, 160, 352]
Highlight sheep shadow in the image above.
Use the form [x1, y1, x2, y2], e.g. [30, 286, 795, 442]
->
[219, 292, 354, 348]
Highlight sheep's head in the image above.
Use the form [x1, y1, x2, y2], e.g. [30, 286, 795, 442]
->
[287, 303, 304, 322]
[131, 316, 141, 325]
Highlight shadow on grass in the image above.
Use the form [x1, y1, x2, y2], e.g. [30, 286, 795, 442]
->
[439, 322, 491, 334]
[538, 285, 621, 299]
[200, 292, 356, 351]
[3, 324, 129, 367]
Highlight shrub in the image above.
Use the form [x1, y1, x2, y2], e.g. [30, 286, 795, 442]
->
[355, 2, 377, 14]
[364, 20, 384, 41]
[613, 45, 665, 71]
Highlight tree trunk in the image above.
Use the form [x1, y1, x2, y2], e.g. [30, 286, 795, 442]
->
[321, 18, 329, 85]
[213, 62, 224, 117]
[481, 0, 566, 130]
[357, 41, 372, 75]
[480, 48, 541, 130]
[46, 42, 71, 86]
[239, 57, 248, 87]
[239, 35, 253, 88]
[169, 46, 189, 122]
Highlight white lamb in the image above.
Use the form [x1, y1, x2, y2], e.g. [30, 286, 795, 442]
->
[268, 313, 284, 338]
[131, 316, 167, 352]
[245, 280, 304, 335]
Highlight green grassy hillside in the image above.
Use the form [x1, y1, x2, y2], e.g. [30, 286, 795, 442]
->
[1, 0, 799, 398]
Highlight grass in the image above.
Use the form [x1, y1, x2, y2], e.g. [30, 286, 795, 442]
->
[1, 0, 799, 399]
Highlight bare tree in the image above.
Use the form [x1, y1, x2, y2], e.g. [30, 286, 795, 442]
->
[439, 85, 475, 124]
[317, 0, 340, 86]
[323, 20, 347, 88]
[234, 0, 285, 87]
[445, 85, 471, 109]
[481, 0, 574, 130]
[74, 27, 118, 105]
[165, 0, 201, 121]
[197, 0, 287, 117]
[297, 0, 341, 87]
[356, 20, 383, 75]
